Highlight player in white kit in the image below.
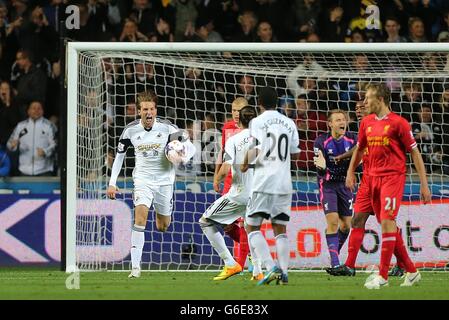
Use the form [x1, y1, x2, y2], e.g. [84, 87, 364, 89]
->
[241, 87, 301, 285]
[107, 91, 195, 278]
[199, 106, 263, 281]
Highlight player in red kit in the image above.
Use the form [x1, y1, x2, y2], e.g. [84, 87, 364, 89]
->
[213, 97, 252, 273]
[329, 99, 405, 277]
[346, 83, 431, 289]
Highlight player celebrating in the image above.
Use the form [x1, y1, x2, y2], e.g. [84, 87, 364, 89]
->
[242, 86, 300, 285]
[329, 100, 405, 277]
[214, 97, 251, 272]
[313, 110, 357, 271]
[345, 83, 431, 289]
[200, 106, 262, 281]
[107, 90, 195, 278]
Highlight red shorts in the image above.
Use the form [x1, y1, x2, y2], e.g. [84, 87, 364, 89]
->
[370, 174, 406, 222]
[353, 174, 373, 215]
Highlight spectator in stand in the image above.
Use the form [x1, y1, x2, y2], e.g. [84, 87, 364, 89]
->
[149, 15, 174, 42]
[411, 103, 443, 173]
[278, 94, 297, 119]
[391, 81, 423, 123]
[188, 16, 211, 42]
[205, 19, 224, 42]
[13, 49, 48, 120]
[300, 32, 320, 42]
[0, 143, 11, 177]
[42, 0, 67, 33]
[66, 2, 110, 41]
[294, 0, 320, 37]
[318, 5, 345, 42]
[350, 28, 367, 43]
[234, 75, 257, 107]
[119, 18, 148, 42]
[437, 10, 449, 42]
[18, 6, 58, 68]
[0, 80, 20, 147]
[345, 0, 382, 43]
[384, 16, 408, 42]
[287, 54, 324, 99]
[232, 10, 257, 42]
[407, 17, 427, 42]
[129, 0, 160, 36]
[173, 0, 197, 41]
[403, 0, 438, 40]
[255, 21, 276, 42]
[294, 95, 327, 170]
[7, 101, 56, 176]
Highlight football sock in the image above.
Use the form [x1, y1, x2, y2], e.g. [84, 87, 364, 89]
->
[237, 227, 249, 268]
[224, 222, 241, 243]
[379, 232, 397, 280]
[201, 224, 237, 267]
[326, 232, 340, 267]
[248, 230, 276, 271]
[131, 225, 145, 269]
[275, 233, 289, 274]
[394, 228, 417, 273]
[345, 228, 365, 268]
[337, 229, 350, 254]
[248, 235, 262, 275]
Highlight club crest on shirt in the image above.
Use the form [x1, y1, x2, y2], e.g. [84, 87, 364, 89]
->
[383, 125, 390, 134]
[367, 126, 372, 134]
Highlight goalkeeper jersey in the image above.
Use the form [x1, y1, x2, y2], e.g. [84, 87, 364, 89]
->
[249, 110, 301, 195]
[223, 128, 253, 204]
[112, 118, 178, 186]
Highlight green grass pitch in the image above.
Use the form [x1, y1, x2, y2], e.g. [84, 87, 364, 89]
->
[1, 268, 449, 300]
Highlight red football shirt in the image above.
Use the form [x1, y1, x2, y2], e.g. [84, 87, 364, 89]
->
[221, 120, 240, 194]
[357, 112, 417, 177]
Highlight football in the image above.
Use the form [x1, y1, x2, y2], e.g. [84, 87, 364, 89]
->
[165, 140, 185, 165]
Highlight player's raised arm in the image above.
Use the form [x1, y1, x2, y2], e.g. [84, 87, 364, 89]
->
[107, 129, 131, 199]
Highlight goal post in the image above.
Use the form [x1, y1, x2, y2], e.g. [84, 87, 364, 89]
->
[65, 42, 449, 272]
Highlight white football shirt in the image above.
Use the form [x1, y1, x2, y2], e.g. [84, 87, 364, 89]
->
[116, 118, 178, 185]
[249, 110, 300, 194]
[223, 128, 254, 204]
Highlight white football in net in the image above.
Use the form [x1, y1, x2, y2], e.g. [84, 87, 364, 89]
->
[165, 140, 185, 165]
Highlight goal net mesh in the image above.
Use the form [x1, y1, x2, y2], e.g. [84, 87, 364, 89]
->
[75, 48, 449, 271]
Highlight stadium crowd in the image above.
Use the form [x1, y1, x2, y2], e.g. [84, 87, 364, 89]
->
[0, 0, 449, 177]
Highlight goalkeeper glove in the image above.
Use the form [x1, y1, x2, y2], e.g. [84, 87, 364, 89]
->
[313, 149, 326, 170]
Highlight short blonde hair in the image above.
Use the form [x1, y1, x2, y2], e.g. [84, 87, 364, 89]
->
[327, 109, 348, 121]
[232, 97, 249, 110]
[136, 90, 158, 110]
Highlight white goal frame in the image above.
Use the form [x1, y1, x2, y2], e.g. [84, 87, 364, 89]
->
[65, 42, 449, 272]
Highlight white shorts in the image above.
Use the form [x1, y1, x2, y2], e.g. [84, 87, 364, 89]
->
[245, 192, 292, 226]
[203, 194, 247, 226]
[133, 183, 173, 216]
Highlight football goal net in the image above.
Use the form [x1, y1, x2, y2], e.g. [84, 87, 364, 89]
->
[65, 42, 449, 272]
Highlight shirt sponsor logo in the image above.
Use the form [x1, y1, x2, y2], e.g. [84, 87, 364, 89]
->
[367, 136, 390, 146]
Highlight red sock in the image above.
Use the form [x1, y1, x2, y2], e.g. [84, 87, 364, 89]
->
[224, 222, 241, 243]
[394, 228, 417, 273]
[345, 228, 365, 269]
[379, 232, 397, 280]
[237, 227, 249, 267]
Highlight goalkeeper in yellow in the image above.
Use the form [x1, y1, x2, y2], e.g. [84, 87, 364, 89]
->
[107, 91, 195, 278]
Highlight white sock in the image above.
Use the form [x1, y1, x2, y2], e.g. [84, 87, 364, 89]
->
[275, 233, 289, 274]
[201, 224, 237, 267]
[248, 236, 262, 276]
[248, 230, 275, 271]
[131, 225, 145, 269]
